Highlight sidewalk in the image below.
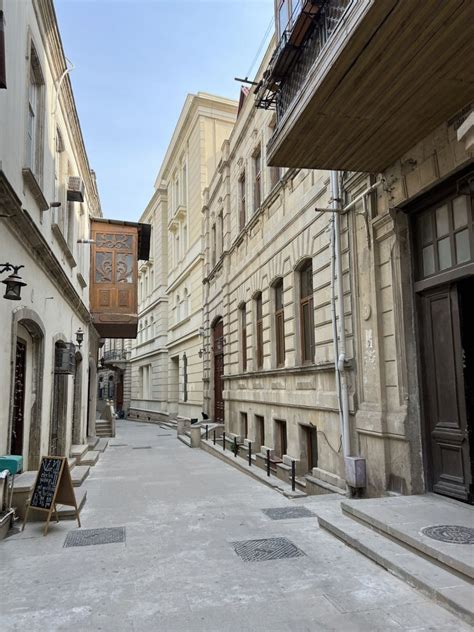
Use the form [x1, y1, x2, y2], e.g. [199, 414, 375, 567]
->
[0, 420, 470, 632]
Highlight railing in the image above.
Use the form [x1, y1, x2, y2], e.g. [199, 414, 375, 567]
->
[102, 349, 128, 363]
[275, 0, 353, 121]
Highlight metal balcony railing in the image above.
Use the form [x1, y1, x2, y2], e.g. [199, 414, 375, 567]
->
[256, 0, 353, 123]
[102, 349, 128, 363]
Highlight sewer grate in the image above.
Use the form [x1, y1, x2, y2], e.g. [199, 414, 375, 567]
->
[262, 506, 316, 521]
[232, 537, 305, 562]
[420, 525, 474, 544]
[132, 446, 152, 450]
[64, 527, 126, 548]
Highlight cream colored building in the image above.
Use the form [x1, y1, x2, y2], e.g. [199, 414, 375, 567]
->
[0, 0, 101, 469]
[128, 93, 237, 422]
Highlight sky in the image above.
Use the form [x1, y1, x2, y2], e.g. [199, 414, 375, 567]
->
[54, 0, 275, 222]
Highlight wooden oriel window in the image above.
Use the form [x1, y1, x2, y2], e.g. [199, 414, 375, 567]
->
[255, 292, 263, 369]
[300, 259, 315, 364]
[274, 279, 285, 367]
[253, 148, 262, 212]
[239, 172, 246, 231]
[241, 303, 247, 371]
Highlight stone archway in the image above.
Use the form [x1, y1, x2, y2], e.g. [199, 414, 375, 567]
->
[9, 308, 45, 470]
[72, 351, 83, 445]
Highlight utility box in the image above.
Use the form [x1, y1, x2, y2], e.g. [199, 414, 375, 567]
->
[345, 456, 366, 489]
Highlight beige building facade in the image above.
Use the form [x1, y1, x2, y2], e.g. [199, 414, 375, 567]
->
[0, 0, 101, 469]
[128, 93, 237, 422]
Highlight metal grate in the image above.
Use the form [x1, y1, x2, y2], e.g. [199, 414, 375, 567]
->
[421, 525, 474, 544]
[262, 506, 316, 520]
[132, 446, 151, 450]
[232, 537, 305, 562]
[64, 527, 126, 548]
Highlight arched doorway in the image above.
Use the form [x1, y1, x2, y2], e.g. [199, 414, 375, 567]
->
[9, 309, 45, 470]
[72, 351, 83, 445]
[213, 318, 224, 423]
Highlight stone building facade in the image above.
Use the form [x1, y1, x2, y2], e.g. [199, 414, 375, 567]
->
[128, 93, 237, 422]
[0, 0, 101, 469]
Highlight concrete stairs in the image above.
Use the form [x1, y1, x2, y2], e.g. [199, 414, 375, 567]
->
[71, 465, 90, 487]
[96, 419, 113, 437]
[79, 450, 99, 466]
[316, 499, 474, 625]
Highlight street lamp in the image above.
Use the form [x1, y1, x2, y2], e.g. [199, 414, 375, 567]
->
[0, 263, 26, 301]
[75, 327, 84, 348]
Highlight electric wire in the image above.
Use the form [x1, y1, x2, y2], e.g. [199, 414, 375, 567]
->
[245, 14, 274, 80]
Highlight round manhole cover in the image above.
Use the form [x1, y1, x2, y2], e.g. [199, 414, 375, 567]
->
[420, 525, 474, 544]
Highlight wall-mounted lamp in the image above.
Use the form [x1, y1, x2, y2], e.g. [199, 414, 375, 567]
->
[0, 263, 26, 301]
[75, 327, 84, 348]
[198, 348, 206, 359]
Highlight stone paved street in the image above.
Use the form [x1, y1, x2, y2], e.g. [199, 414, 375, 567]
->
[0, 421, 471, 632]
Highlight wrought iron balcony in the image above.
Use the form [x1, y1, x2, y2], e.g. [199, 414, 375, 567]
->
[102, 349, 128, 364]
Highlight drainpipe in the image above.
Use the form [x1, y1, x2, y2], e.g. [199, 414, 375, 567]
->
[330, 213, 343, 439]
[330, 171, 351, 459]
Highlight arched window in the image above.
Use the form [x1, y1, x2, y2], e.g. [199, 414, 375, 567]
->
[255, 292, 263, 369]
[274, 278, 285, 367]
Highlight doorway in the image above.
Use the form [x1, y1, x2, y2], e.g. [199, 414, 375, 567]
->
[213, 318, 224, 423]
[413, 180, 473, 503]
[301, 425, 318, 473]
[11, 340, 26, 456]
[72, 352, 83, 445]
[274, 419, 287, 459]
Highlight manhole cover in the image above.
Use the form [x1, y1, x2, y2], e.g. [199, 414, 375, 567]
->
[421, 525, 474, 544]
[64, 527, 126, 548]
[132, 446, 151, 450]
[262, 506, 316, 520]
[232, 537, 305, 562]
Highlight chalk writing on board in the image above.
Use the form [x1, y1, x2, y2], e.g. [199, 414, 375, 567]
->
[30, 458, 63, 510]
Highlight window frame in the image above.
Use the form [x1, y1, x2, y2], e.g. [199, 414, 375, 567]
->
[253, 147, 262, 213]
[239, 171, 246, 231]
[240, 303, 247, 372]
[255, 292, 263, 369]
[299, 260, 315, 364]
[274, 278, 285, 367]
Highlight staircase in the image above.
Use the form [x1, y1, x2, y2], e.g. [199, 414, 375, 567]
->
[96, 418, 113, 437]
[316, 496, 474, 625]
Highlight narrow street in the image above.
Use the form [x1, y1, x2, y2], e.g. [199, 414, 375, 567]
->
[1, 421, 469, 632]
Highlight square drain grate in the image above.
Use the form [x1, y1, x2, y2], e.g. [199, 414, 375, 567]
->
[262, 506, 316, 521]
[132, 446, 152, 450]
[64, 527, 126, 548]
[232, 537, 305, 562]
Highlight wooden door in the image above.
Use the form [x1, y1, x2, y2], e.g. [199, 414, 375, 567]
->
[11, 340, 26, 455]
[213, 319, 224, 423]
[419, 284, 472, 502]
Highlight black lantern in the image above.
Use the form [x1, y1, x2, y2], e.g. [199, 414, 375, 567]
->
[75, 327, 84, 348]
[1, 264, 26, 301]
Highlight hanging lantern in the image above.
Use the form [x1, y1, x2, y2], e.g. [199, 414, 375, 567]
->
[2, 272, 26, 301]
[75, 327, 84, 348]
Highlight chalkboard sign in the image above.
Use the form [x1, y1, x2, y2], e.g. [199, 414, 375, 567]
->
[22, 456, 81, 535]
[30, 457, 63, 510]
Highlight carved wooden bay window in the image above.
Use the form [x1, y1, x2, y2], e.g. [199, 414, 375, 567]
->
[90, 219, 150, 338]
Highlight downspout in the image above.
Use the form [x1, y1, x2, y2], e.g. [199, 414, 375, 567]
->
[330, 171, 351, 459]
[330, 212, 343, 439]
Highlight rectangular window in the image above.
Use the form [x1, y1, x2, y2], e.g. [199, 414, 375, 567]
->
[239, 172, 246, 231]
[300, 260, 314, 363]
[255, 293, 263, 369]
[26, 45, 44, 179]
[275, 419, 287, 459]
[240, 412, 248, 439]
[218, 211, 224, 258]
[241, 304, 247, 371]
[255, 415, 265, 447]
[274, 279, 285, 367]
[211, 223, 217, 267]
[253, 148, 262, 212]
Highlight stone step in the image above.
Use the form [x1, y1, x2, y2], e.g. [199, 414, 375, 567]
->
[71, 465, 90, 487]
[70, 444, 89, 461]
[177, 434, 191, 447]
[87, 436, 100, 449]
[95, 438, 109, 452]
[341, 499, 474, 581]
[317, 506, 474, 625]
[68, 457, 77, 471]
[305, 474, 346, 496]
[79, 450, 99, 466]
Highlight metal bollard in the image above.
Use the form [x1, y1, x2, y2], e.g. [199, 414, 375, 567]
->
[248, 441, 252, 467]
[266, 449, 271, 477]
[213, 429, 216, 445]
[291, 460, 296, 492]
[223, 431, 226, 451]
[206, 424, 209, 441]
[234, 436, 238, 457]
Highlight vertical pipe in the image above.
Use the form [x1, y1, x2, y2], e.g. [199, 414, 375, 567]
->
[291, 460, 296, 492]
[331, 170, 351, 459]
[248, 441, 252, 466]
[223, 431, 226, 450]
[266, 449, 271, 477]
[206, 424, 208, 441]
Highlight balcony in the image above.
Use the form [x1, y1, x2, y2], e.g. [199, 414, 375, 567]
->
[102, 349, 128, 368]
[261, 0, 474, 173]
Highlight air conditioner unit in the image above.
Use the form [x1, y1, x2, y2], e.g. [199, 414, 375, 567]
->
[67, 176, 85, 203]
